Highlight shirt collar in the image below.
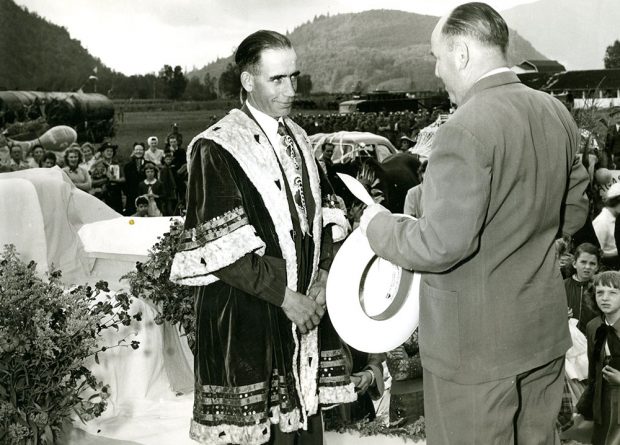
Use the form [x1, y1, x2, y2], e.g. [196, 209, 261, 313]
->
[246, 101, 285, 150]
[246, 101, 281, 136]
[475, 67, 512, 83]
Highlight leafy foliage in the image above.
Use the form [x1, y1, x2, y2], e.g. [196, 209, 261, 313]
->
[0, 245, 142, 444]
[122, 219, 195, 351]
[158, 65, 188, 100]
[604, 40, 620, 69]
[218, 63, 241, 99]
[326, 415, 426, 443]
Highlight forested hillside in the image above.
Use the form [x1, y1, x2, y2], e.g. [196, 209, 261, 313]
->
[188, 9, 548, 93]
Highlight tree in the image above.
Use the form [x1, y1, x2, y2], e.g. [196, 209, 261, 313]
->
[203, 73, 217, 100]
[158, 64, 187, 100]
[296, 74, 313, 96]
[218, 63, 241, 99]
[604, 40, 620, 69]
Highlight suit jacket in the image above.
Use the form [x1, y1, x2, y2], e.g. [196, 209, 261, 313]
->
[577, 316, 620, 424]
[367, 71, 590, 384]
[606, 124, 620, 157]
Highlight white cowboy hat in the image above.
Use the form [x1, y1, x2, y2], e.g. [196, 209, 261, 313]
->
[326, 223, 420, 353]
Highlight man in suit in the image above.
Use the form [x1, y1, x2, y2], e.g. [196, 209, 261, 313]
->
[170, 30, 354, 445]
[360, 3, 590, 444]
[606, 109, 620, 168]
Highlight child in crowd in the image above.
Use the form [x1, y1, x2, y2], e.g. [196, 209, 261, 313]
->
[577, 271, 620, 444]
[138, 162, 163, 217]
[566, 243, 601, 334]
[144, 136, 164, 166]
[42, 152, 57, 168]
[89, 159, 109, 202]
[159, 151, 178, 216]
[132, 196, 149, 217]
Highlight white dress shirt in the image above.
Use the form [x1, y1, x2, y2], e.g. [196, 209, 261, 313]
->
[593, 207, 618, 257]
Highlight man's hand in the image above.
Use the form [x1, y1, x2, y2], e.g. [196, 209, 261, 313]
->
[603, 365, 620, 384]
[281, 287, 324, 334]
[350, 370, 373, 394]
[388, 346, 409, 360]
[307, 269, 328, 308]
[359, 203, 389, 236]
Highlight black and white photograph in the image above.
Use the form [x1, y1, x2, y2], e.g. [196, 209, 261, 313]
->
[1, 0, 620, 444]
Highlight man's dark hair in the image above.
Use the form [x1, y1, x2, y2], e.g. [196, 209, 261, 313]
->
[235, 30, 292, 74]
[135, 196, 149, 207]
[441, 2, 509, 55]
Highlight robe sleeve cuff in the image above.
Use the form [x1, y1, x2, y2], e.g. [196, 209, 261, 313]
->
[170, 207, 266, 286]
[322, 207, 350, 243]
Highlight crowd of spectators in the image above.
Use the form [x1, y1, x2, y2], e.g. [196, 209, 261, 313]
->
[295, 108, 446, 146]
[0, 123, 187, 217]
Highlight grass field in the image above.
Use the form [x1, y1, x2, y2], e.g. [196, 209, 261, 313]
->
[112, 109, 231, 163]
[112, 107, 331, 163]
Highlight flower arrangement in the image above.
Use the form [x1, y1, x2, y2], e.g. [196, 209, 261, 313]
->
[122, 218, 196, 351]
[0, 245, 141, 445]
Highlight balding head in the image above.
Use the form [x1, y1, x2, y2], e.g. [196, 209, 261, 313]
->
[431, 2, 509, 105]
[441, 2, 509, 56]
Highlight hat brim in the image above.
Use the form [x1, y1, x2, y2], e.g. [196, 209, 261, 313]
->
[326, 222, 420, 353]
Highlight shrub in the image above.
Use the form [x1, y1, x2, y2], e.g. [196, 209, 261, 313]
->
[0, 245, 141, 444]
[123, 219, 195, 351]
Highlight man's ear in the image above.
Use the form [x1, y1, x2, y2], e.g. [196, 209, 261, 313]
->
[240, 71, 253, 92]
[453, 40, 470, 71]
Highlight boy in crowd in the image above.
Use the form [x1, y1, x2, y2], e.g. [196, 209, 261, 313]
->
[565, 243, 601, 333]
[132, 196, 149, 217]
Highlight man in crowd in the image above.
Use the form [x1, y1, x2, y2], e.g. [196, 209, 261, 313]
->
[170, 30, 353, 445]
[9, 145, 29, 171]
[166, 123, 183, 148]
[606, 108, 620, 168]
[360, 3, 589, 443]
[318, 141, 334, 175]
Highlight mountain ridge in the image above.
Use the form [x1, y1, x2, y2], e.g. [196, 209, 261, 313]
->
[188, 9, 548, 93]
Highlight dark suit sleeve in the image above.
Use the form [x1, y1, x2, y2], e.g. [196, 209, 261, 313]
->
[560, 155, 590, 237]
[214, 254, 287, 306]
[367, 123, 492, 272]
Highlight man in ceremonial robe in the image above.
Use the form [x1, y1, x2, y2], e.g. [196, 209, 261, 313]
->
[360, 3, 590, 444]
[170, 30, 354, 445]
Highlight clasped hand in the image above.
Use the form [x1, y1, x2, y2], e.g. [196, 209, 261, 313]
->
[281, 286, 325, 334]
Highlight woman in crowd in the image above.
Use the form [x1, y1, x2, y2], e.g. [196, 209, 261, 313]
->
[80, 142, 97, 171]
[144, 136, 164, 166]
[138, 161, 163, 216]
[62, 147, 92, 192]
[99, 142, 125, 213]
[123, 142, 146, 216]
[26, 145, 45, 168]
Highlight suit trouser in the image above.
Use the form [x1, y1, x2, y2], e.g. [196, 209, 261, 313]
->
[423, 355, 565, 445]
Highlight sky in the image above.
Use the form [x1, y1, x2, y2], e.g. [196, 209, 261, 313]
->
[14, 0, 537, 76]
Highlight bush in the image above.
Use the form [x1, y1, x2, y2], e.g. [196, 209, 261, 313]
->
[0, 245, 141, 444]
[123, 219, 195, 351]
